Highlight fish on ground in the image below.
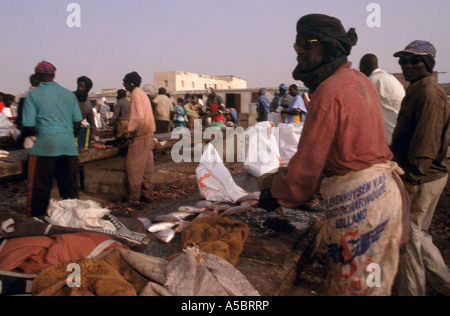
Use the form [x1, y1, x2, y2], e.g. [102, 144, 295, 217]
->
[148, 222, 177, 233]
[220, 205, 252, 217]
[178, 206, 206, 214]
[235, 192, 261, 205]
[153, 212, 192, 223]
[156, 229, 176, 243]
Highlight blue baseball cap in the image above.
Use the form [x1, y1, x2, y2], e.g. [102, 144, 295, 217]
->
[394, 40, 436, 58]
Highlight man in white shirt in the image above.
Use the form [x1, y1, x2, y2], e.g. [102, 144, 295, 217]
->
[360, 54, 405, 144]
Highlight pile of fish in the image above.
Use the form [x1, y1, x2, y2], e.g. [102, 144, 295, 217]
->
[147, 192, 261, 244]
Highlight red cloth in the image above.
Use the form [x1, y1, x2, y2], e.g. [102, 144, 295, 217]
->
[272, 63, 393, 208]
[0, 233, 127, 274]
[0, 102, 5, 113]
[210, 104, 226, 123]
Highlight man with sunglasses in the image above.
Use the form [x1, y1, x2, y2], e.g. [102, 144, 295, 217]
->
[392, 41, 450, 296]
[259, 14, 404, 296]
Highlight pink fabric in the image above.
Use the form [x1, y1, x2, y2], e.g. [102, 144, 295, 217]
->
[128, 87, 155, 137]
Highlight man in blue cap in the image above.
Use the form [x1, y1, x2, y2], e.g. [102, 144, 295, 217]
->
[392, 41, 450, 296]
[269, 83, 293, 113]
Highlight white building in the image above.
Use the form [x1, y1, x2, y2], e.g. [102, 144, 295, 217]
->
[153, 71, 247, 93]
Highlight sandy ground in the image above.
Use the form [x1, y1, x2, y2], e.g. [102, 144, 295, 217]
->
[0, 152, 448, 296]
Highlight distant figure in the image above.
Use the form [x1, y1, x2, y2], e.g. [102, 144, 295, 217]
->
[256, 88, 270, 122]
[22, 61, 82, 217]
[206, 90, 226, 129]
[95, 97, 109, 128]
[282, 84, 308, 123]
[184, 95, 199, 129]
[1, 94, 16, 119]
[122, 71, 156, 205]
[360, 53, 405, 144]
[173, 98, 187, 129]
[16, 74, 40, 148]
[153, 87, 174, 134]
[74, 76, 97, 136]
[225, 107, 239, 127]
[112, 89, 131, 138]
[270, 84, 293, 113]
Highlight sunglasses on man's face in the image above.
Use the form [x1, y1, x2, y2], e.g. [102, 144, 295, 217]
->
[398, 55, 424, 66]
[294, 39, 320, 53]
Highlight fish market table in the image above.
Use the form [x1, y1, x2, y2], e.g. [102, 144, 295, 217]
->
[135, 172, 325, 296]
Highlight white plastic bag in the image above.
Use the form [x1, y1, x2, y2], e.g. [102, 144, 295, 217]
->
[244, 121, 281, 177]
[268, 112, 282, 127]
[278, 123, 304, 167]
[196, 143, 248, 203]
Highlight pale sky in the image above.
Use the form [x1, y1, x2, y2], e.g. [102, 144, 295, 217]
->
[1, 0, 449, 95]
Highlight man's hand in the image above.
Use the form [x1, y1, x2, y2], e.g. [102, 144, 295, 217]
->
[259, 189, 280, 212]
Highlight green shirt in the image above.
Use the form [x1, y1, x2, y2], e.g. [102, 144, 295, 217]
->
[23, 82, 82, 157]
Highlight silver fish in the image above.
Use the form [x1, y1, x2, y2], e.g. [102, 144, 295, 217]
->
[235, 192, 261, 205]
[178, 206, 206, 214]
[195, 201, 214, 209]
[148, 222, 177, 233]
[220, 206, 252, 217]
[196, 210, 219, 219]
[241, 200, 259, 208]
[156, 229, 176, 243]
[153, 212, 192, 223]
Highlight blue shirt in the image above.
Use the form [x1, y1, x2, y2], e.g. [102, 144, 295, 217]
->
[256, 95, 270, 114]
[285, 95, 308, 124]
[23, 82, 83, 157]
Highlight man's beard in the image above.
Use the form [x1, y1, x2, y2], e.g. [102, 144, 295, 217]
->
[75, 90, 88, 102]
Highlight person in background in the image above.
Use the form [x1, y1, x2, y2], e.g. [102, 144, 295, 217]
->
[270, 84, 293, 113]
[225, 107, 239, 127]
[173, 98, 187, 129]
[206, 90, 226, 129]
[1, 94, 16, 119]
[184, 94, 200, 129]
[74, 76, 97, 144]
[16, 74, 40, 148]
[22, 61, 82, 217]
[391, 41, 450, 296]
[152, 87, 174, 134]
[256, 88, 270, 122]
[359, 53, 405, 144]
[122, 71, 156, 205]
[111, 89, 131, 138]
[95, 97, 109, 128]
[282, 84, 308, 123]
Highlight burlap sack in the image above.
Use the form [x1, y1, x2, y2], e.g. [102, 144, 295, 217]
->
[320, 162, 404, 296]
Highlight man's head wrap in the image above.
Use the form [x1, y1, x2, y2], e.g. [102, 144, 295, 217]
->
[35, 61, 56, 75]
[293, 14, 358, 91]
[296, 14, 357, 60]
[77, 76, 93, 92]
[123, 71, 142, 87]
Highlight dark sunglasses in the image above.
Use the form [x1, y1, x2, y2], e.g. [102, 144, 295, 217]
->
[398, 55, 424, 66]
[294, 39, 319, 53]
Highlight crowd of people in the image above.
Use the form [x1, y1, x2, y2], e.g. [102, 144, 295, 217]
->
[256, 84, 310, 124]
[257, 14, 449, 297]
[0, 12, 449, 297]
